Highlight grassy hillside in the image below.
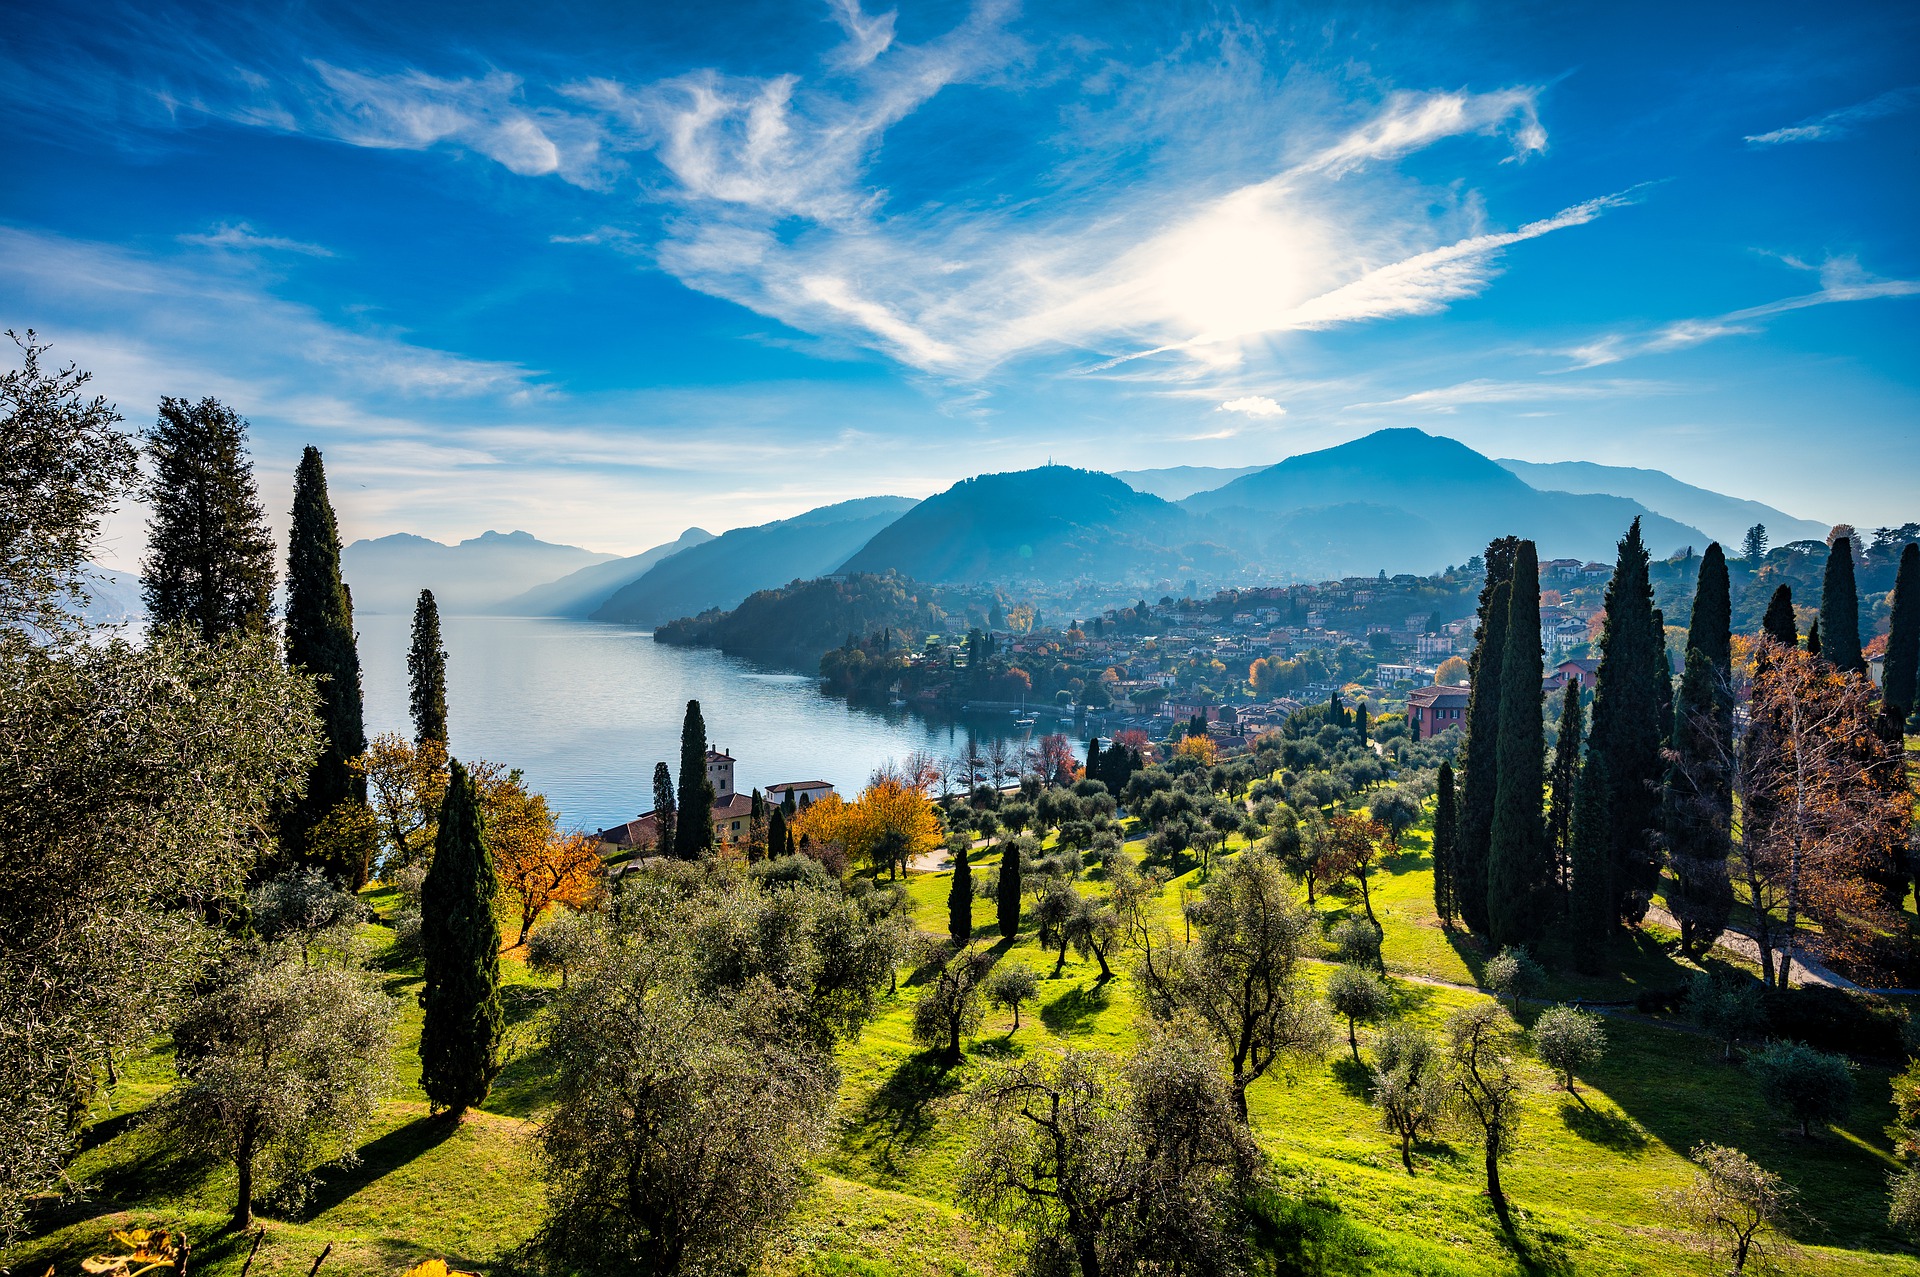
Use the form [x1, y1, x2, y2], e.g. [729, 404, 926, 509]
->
[13, 820, 1920, 1277]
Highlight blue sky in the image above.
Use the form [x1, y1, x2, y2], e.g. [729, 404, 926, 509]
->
[3, 0, 1916, 564]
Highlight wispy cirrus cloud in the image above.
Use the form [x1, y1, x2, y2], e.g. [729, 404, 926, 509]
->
[177, 221, 336, 256]
[1346, 377, 1674, 412]
[1561, 254, 1920, 368]
[1745, 86, 1918, 145]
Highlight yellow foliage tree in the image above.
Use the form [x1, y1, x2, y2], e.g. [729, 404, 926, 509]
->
[1175, 735, 1219, 766]
[496, 830, 603, 948]
[846, 778, 941, 878]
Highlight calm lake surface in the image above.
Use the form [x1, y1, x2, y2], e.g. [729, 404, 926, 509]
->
[356, 614, 1065, 830]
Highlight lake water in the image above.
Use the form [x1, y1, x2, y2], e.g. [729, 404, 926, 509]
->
[356, 614, 1069, 831]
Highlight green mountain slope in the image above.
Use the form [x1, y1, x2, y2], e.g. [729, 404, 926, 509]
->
[591, 497, 918, 627]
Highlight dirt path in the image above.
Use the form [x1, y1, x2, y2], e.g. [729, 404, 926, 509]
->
[1641, 903, 1856, 990]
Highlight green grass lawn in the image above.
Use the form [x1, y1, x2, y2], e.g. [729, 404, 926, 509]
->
[13, 831, 1920, 1277]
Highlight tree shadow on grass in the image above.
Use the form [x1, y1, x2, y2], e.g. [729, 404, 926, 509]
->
[299, 1114, 460, 1221]
[1327, 1053, 1372, 1100]
[1040, 981, 1111, 1036]
[842, 1049, 965, 1176]
[1559, 1099, 1648, 1153]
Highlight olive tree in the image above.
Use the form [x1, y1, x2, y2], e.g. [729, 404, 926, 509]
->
[535, 941, 833, 1277]
[913, 945, 995, 1064]
[1326, 964, 1392, 1062]
[1686, 971, 1765, 1061]
[249, 867, 370, 964]
[1484, 946, 1544, 1014]
[1138, 853, 1333, 1121]
[1662, 1142, 1799, 1275]
[1747, 1042, 1856, 1138]
[156, 951, 395, 1229]
[1370, 1021, 1446, 1172]
[1445, 1002, 1525, 1220]
[1532, 1004, 1608, 1098]
[987, 964, 1040, 1032]
[959, 1036, 1256, 1277]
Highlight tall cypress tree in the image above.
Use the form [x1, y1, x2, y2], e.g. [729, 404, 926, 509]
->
[1547, 679, 1583, 896]
[1457, 536, 1520, 935]
[1357, 701, 1370, 742]
[674, 700, 715, 858]
[1586, 519, 1666, 926]
[651, 761, 677, 853]
[419, 759, 502, 1117]
[1085, 738, 1103, 787]
[1433, 761, 1457, 925]
[1883, 543, 1920, 729]
[768, 805, 789, 859]
[1487, 540, 1547, 949]
[1818, 536, 1865, 673]
[1806, 618, 1821, 658]
[283, 446, 367, 876]
[949, 841, 973, 945]
[140, 396, 276, 643]
[408, 588, 449, 745]
[997, 837, 1022, 938]
[1567, 755, 1612, 973]
[1665, 544, 1734, 958]
[1761, 584, 1798, 647]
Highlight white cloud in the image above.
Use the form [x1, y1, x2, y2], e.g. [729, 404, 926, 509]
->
[825, 0, 898, 70]
[1349, 377, 1673, 412]
[1745, 86, 1918, 146]
[1290, 87, 1546, 178]
[1561, 254, 1920, 368]
[178, 221, 335, 256]
[1218, 395, 1286, 417]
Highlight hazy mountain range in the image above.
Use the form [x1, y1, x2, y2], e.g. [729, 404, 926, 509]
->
[341, 529, 617, 614]
[305, 428, 1830, 625]
[491, 526, 714, 618]
[1491, 458, 1827, 547]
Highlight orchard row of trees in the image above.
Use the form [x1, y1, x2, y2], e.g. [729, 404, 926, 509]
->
[1434, 519, 1919, 982]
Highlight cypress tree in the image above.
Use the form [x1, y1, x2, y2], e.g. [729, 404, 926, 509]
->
[1547, 679, 1583, 895]
[419, 759, 502, 1117]
[1761, 584, 1797, 647]
[1883, 543, 1920, 728]
[1357, 701, 1370, 742]
[1819, 536, 1865, 673]
[1433, 761, 1457, 925]
[1665, 544, 1734, 958]
[1567, 755, 1612, 973]
[1806, 618, 1821, 658]
[140, 396, 276, 643]
[283, 446, 367, 877]
[767, 805, 789, 859]
[651, 761, 677, 854]
[997, 837, 1021, 938]
[1586, 519, 1666, 927]
[949, 842, 973, 945]
[1458, 536, 1520, 935]
[408, 588, 449, 745]
[1486, 540, 1547, 949]
[674, 700, 715, 858]
[1085, 737, 1103, 787]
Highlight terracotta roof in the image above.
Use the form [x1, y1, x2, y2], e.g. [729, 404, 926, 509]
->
[767, 780, 831, 792]
[1407, 684, 1471, 707]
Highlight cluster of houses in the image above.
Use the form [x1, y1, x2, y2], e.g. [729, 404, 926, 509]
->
[593, 749, 836, 854]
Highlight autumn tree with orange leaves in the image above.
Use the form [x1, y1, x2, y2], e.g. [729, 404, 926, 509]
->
[1734, 642, 1912, 986]
[1322, 811, 1392, 931]
[476, 770, 602, 946]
